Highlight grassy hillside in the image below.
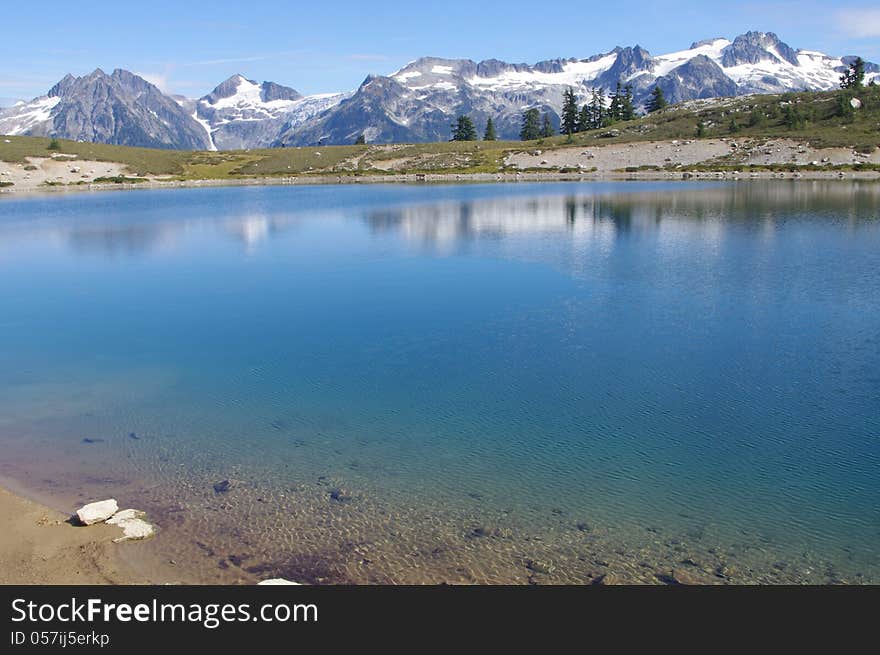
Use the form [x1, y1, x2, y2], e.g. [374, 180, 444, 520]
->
[1, 87, 877, 180]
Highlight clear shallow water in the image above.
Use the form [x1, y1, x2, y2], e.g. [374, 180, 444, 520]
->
[0, 181, 878, 584]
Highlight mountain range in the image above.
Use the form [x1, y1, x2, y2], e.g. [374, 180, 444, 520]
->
[2, 31, 877, 150]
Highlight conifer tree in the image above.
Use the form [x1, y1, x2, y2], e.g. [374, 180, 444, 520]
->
[451, 115, 478, 141]
[589, 88, 606, 129]
[621, 84, 636, 121]
[520, 108, 542, 140]
[541, 112, 554, 138]
[748, 108, 765, 127]
[577, 104, 591, 132]
[836, 93, 855, 121]
[355, 133, 366, 145]
[483, 117, 497, 141]
[783, 105, 804, 130]
[840, 57, 865, 89]
[561, 87, 579, 135]
[608, 82, 622, 123]
[646, 86, 667, 113]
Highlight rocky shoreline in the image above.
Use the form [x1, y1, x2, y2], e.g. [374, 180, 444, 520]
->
[1, 167, 878, 198]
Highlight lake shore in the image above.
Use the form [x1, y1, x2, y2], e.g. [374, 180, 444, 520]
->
[2, 135, 880, 197]
[0, 482, 148, 584]
[1, 167, 879, 198]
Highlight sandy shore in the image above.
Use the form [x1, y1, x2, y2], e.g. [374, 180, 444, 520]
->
[0, 484, 152, 584]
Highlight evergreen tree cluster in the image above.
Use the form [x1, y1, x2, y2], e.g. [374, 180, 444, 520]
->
[523, 82, 645, 141]
[448, 115, 499, 141]
[454, 80, 675, 144]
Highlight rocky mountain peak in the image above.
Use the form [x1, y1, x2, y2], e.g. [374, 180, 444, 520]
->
[48, 74, 78, 98]
[259, 81, 302, 103]
[203, 75, 302, 106]
[204, 74, 252, 102]
[721, 31, 799, 67]
[691, 37, 726, 49]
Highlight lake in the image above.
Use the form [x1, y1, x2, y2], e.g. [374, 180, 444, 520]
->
[0, 180, 878, 584]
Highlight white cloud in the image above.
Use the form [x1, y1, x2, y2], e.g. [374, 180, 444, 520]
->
[836, 9, 880, 38]
[136, 72, 170, 93]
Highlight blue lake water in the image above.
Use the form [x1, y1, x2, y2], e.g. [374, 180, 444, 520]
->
[0, 181, 878, 584]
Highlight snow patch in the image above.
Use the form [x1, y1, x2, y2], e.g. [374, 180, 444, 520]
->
[208, 76, 298, 114]
[652, 38, 730, 77]
[468, 53, 618, 90]
[0, 95, 60, 135]
[192, 111, 217, 151]
[394, 71, 423, 82]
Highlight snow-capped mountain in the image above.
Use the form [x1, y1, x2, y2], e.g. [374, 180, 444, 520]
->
[186, 74, 348, 150]
[2, 31, 877, 149]
[279, 31, 878, 145]
[0, 69, 211, 149]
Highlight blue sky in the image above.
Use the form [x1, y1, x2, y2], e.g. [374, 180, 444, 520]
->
[2, 0, 879, 104]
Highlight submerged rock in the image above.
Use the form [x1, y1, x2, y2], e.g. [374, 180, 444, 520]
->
[213, 479, 234, 494]
[524, 559, 553, 575]
[75, 499, 119, 525]
[329, 488, 352, 502]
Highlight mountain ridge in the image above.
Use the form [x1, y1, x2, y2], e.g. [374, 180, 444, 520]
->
[2, 30, 877, 149]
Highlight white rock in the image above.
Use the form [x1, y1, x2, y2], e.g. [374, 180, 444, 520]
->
[106, 509, 146, 524]
[258, 578, 302, 585]
[111, 517, 155, 543]
[75, 499, 119, 525]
